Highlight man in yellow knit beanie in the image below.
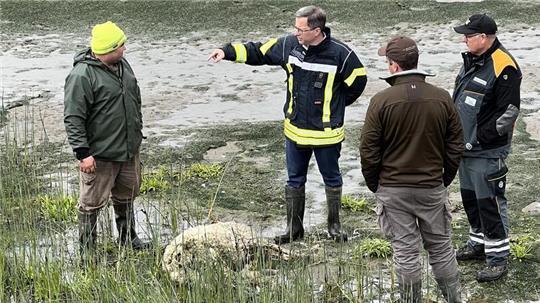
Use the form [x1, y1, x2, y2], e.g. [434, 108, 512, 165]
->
[91, 21, 127, 55]
[64, 21, 151, 265]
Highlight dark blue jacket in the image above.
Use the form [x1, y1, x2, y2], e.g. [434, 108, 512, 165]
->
[222, 28, 367, 146]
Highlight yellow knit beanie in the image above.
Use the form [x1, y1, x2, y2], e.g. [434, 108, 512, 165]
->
[90, 21, 127, 55]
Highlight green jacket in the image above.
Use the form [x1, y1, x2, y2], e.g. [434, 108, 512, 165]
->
[64, 49, 142, 161]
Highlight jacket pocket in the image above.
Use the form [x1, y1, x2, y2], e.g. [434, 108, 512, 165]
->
[310, 72, 326, 129]
[457, 91, 483, 149]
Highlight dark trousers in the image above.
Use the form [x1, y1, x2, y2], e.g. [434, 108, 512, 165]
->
[459, 157, 509, 266]
[285, 138, 342, 188]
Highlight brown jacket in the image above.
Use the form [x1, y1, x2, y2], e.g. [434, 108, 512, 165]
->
[360, 71, 464, 192]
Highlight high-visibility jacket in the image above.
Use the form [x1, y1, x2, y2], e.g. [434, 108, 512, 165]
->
[222, 28, 367, 146]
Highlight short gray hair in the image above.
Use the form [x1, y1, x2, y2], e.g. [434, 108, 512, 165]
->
[295, 6, 326, 30]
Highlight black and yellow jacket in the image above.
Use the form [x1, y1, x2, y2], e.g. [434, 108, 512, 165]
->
[453, 39, 521, 158]
[222, 28, 367, 146]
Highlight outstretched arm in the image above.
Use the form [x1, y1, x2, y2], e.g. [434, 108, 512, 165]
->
[208, 36, 289, 66]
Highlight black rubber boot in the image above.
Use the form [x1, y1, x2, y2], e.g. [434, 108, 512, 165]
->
[274, 186, 305, 244]
[436, 273, 463, 303]
[325, 186, 347, 242]
[78, 210, 98, 266]
[398, 280, 422, 303]
[113, 203, 152, 250]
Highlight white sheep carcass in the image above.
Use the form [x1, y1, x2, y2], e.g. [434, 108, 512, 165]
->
[162, 222, 289, 284]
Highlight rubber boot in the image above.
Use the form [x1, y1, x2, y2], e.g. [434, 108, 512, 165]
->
[78, 210, 98, 266]
[325, 186, 347, 242]
[436, 273, 463, 303]
[398, 280, 422, 303]
[274, 186, 305, 244]
[113, 203, 152, 250]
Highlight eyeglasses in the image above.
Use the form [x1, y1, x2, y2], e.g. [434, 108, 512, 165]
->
[293, 26, 316, 34]
[464, 33, 483, 39]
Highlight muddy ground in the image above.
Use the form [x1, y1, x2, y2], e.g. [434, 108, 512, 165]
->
[1, 1, 539, 302]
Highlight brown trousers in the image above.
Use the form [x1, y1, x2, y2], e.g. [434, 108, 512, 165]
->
[78, 154, 141, 212]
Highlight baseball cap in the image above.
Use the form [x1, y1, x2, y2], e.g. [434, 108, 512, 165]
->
[454, 14, 497, 35]
[377, 36, 419, 63]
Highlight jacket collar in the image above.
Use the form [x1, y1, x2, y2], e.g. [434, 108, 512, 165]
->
[380, 69, 435, 86]
[462, 38, 501, 70]
[306, 27, 332, 53]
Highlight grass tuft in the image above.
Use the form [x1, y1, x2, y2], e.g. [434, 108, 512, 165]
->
[511, 234, 536, 262]
[140, 166, 171, 193]
[353, 238, 392, 259]
[183, 162, 223, 181]
[36, 194, 77, 223]
[341, 195, 372, 213]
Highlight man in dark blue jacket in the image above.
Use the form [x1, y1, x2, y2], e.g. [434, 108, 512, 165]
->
[209, 6, 367, 243]
[453, 14, 521, 282]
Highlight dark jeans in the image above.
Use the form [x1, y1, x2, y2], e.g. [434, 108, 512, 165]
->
[285, 138, 342, 188]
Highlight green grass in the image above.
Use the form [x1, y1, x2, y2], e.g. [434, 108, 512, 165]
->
[140, 166, 172, 194]
[2, 109, 540, 302]
[510, 234, 537, 262]
[353, 238, 392, 259]
[342, 195, 372, 213]
[183, 162, 224, 181]
[35, 194, 78, 223]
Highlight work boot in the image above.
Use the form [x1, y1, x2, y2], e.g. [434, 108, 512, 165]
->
[325, 186, 347, 242]
[274, 186, 305, 244]
[476, 264, 508, 282]
[456, 244, 485, 261]
[436, 273, 463, 303]
[113, 203, 152, 250]
[78, 210, 98, 266]
[398, 280, 422, 303]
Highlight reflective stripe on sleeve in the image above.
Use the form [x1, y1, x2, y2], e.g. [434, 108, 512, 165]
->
[260, 38, 278, 55]
[344, 67, 367, 87]
[285, 64, 294, 115]
[232, 44, 247, 63]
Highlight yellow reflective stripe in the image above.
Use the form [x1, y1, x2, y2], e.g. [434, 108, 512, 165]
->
[491, 49, 517, 77]
[283, 119, 344, 146]
[344, 67, 367, 87]
[260, 38, 278, 56]
[322, 72, 335, 126]
[286, 64, 294, 114]
[232, 44, 247, 63]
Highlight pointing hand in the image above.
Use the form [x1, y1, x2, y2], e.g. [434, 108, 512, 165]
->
[208, 49, 225, 63]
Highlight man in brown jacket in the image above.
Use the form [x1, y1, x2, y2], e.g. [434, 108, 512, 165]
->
[360, 37, 464, 303]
